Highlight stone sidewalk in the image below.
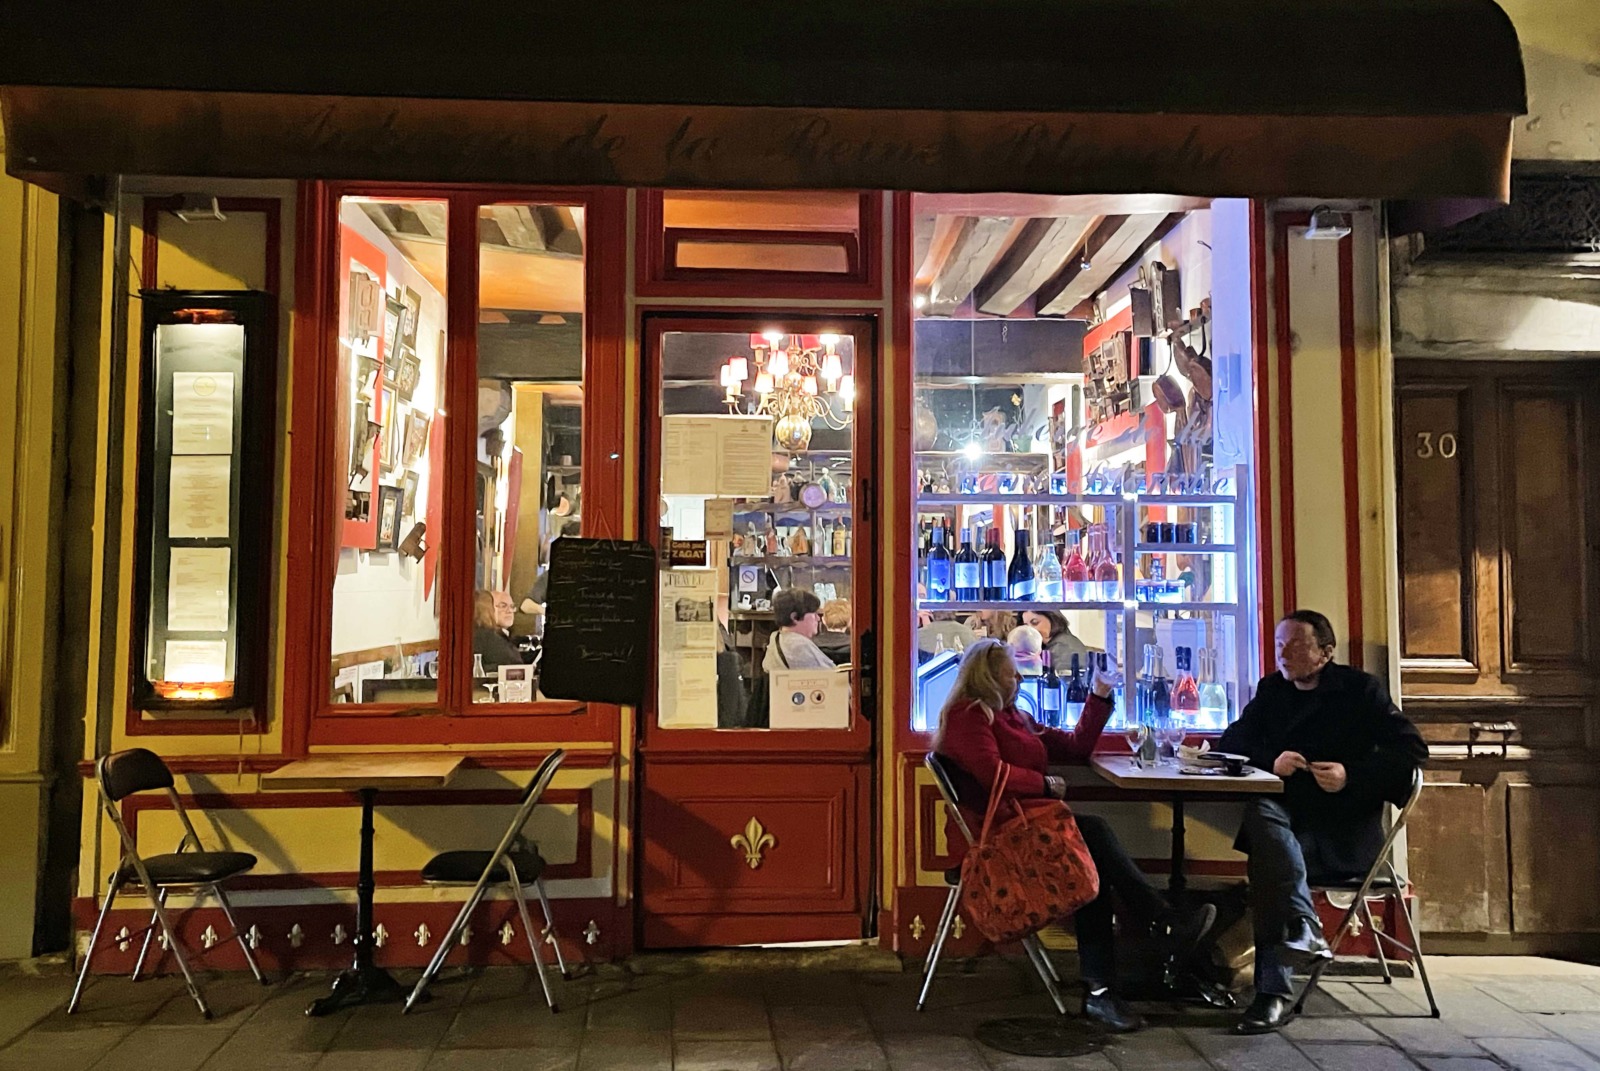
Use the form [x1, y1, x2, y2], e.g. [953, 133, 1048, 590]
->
[1, 954, 1598, 1070]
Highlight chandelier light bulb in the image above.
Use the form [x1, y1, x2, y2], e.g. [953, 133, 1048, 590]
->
[820, 352, 843, 383]
[769, 351, 790, 378]
[754, 372, 774, 394]
[839, 374, 855, 409]
[820, 333, 840, 347]
[762, 330, 784, 346]
[729, 356, 749, 382]
[802, 376, 819, 396]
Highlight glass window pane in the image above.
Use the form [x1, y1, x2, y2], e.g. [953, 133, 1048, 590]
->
[328, 197, 447, 704]
[657, 330, 857, 730]
[471, 203, 586, 704]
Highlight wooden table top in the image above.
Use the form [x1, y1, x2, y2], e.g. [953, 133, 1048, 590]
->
[262, 754, 464, 791]
[1089, 753, 1282, 794]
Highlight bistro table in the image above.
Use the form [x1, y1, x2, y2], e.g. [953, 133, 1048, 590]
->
[262, 754, 464, 1016]
[1082, 753, 1282, 894]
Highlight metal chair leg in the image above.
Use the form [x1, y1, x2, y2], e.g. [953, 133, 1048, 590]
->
[145, 887, 211, 1018]
[1392, 889, 1440, 1018]
[916, 884, 961, 1011]
[923, 885, 960, 977]
[131, 888, 167, 982]
[1359, 897, 1393, 984]
[511, 879, 558, 1012]
[1292, 896, 1365, 1016]
[405, 881, 493, 1013]
[533, 878, 570, 979]
[211, 885, 268, 985]
[1021, 935, 1069, 1016]
[67, 878, 119, 1015]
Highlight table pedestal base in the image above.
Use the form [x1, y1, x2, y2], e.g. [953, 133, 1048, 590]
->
[306, 963, 408, 1016]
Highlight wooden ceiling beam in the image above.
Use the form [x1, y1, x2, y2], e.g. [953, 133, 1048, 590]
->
[1035, 213, 1167, 316]
[926, 215, 1014, 316]
[973, 214, 1095, 316]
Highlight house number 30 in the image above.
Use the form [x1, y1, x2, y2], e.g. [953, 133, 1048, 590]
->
[1415, 432, 1458, 459]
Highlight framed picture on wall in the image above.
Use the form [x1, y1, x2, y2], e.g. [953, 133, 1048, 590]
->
[383, 407, 407, 474]
[384, 295, 407, 381]
[401, 287, 422, 350]
[402, 471, 420, 518]
[376, 486, 403, 551]
[402, 410, 431, 466]
[395, 349, 422, 402]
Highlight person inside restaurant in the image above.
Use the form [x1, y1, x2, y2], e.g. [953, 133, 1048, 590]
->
[1022, 609, 1093, 673]
[763, 588, 838, 672]
[1217, 609, 1428, 1035]
[935, 639, 1216, 1033]
[815, 597, 853, 665]
[472, 589, 529, 674]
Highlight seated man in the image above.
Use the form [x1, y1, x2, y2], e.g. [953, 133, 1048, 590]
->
[1217, 609, 1427, 1035]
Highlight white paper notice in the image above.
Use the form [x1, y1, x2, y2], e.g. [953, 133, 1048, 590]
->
[662, 415, 775, 498]
[168, 455, 232, 539]
[163, 640, 228, 682]
[171, 371, 236, 455]
[657, 570, 720, 727]
[166, 547, 231, 632]
[768, 667, 851, 729]
[703, 498, 734, 539]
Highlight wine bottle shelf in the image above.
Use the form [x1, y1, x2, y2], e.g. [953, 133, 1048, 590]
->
[916, 493, 1126, 508]
[1135, 543, 1237, 553]
[732, 555, 852, 566]
[735, 502, 852, 514]
[1137, 602, 1241, 612]
[917, 600, 1125, 612]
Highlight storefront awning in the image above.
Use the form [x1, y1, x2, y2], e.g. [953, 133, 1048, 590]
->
[0, 0, 1525, 199]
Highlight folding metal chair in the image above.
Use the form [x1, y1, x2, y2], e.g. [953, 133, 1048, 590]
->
[404, 748, 570, 1013]
[1292, 767, 1439, 1018]
[69, 748, 267, 1019]
[918, 752, 1068, 1015]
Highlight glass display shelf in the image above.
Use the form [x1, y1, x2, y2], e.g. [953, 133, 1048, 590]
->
[917, 600, 1125, 612]
[1135, 543, 1236, 553]
[737, 502, 852, 514]
[735, 555, 852, 566]
[916, 493, 1127, 508]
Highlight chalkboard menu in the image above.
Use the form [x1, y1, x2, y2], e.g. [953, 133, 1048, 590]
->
[539, 538, 656, 705]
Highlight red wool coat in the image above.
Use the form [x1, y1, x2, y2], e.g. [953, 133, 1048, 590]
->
[936, 693, 1113, 859]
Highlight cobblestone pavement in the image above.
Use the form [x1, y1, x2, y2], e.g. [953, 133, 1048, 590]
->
[1, 955, 1597, 1070]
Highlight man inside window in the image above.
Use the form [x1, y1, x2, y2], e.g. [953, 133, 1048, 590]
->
[1217, 609, 1427, 1034]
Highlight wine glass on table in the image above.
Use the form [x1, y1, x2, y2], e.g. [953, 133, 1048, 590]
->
[1123, 721, 1149, 768]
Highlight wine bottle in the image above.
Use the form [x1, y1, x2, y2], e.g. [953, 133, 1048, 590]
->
[1172, 646, 1200, 716]
[1007, 528, 1036, 601]
[953, 526, 981, 601]
[980, 528, 1007, 601]
[927, 519, 953, 601]
[1135, 644, 1155, 723]
[1150, 644, 1172, 721]
[1198, 647, 1229, 729]
[1039, 651, 1063, 728]
[1064, 652, 1088, 726]
[1063, 529, 1089, 598]
[1138, 648, 1161, 765]
[1034, 538, 1065, 602]
[1094, 547, 1121, 601]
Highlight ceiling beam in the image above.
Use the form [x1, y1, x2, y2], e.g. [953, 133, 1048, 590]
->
[926, 216, 1014, 316]
[1035, 213, 1167, 316]
[973, 214, 1095, 316]
[491, 205, 545, 251]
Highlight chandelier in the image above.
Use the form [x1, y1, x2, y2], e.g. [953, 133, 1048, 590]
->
[719, 331, 854, 451]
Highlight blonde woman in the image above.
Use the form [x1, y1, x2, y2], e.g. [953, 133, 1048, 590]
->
[934, 639, 1214, 1033]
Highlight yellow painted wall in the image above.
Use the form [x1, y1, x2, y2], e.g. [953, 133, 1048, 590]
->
[0, 141, 62, 958]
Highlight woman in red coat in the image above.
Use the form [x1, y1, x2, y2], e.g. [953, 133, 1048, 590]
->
[935, 638, 1214, 1032]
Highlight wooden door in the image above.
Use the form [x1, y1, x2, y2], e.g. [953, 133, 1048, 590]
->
[1396, 361, 1600, 952]
[637, 316, 876, 948]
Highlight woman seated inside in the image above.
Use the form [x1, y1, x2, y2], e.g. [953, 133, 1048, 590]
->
[763, 588, 839, 672]
[966, 608, 1020, 640]
[814, 597, 853, 665]
[473, 589, 529, 674]
[935, 639, 1215, 1033]
[1023, 609, 1093, 672]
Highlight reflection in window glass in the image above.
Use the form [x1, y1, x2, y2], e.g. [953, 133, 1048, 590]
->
[657, 331, 857, 730]
[329, 198, 448, 704]
[471, 204, 586, 703]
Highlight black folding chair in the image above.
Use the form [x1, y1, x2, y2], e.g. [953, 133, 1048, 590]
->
[69, 748, 266, 1019]
[918, 752, 1068, 1015]
[404, 748, 570, 1013]
[1292, 767, 1439, 1018]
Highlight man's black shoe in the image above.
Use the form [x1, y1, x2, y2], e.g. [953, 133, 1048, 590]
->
[1082, 988, 1145, 1033]
[1281, 917, 1333, 968]
[1153, 902, 1218, 960]
[1233, 993, 1294, 1035]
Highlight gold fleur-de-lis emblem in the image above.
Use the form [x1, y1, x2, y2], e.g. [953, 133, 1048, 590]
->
[910, 915, 926, 940]
[730, 817, 776, 869]
[952, 915, 966, 939]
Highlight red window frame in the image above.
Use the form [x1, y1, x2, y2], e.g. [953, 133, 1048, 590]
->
[284, 182, 627, 751]
[636, 190, 884, 301]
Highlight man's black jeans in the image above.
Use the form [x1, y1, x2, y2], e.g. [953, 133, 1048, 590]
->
[1240, 797, 1322, 996]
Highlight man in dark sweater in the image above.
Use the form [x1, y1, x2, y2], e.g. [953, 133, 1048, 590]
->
[1217, 610, 1427, 1034]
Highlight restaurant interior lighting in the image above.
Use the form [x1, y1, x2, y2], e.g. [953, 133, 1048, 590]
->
[1304, 205, 1353, 240]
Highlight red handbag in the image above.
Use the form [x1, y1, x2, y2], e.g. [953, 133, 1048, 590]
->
[960, 763, 1100, 944]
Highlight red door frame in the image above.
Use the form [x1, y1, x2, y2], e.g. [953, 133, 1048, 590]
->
[636, 312, 878, 946]
[284, 181, 627, 753]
